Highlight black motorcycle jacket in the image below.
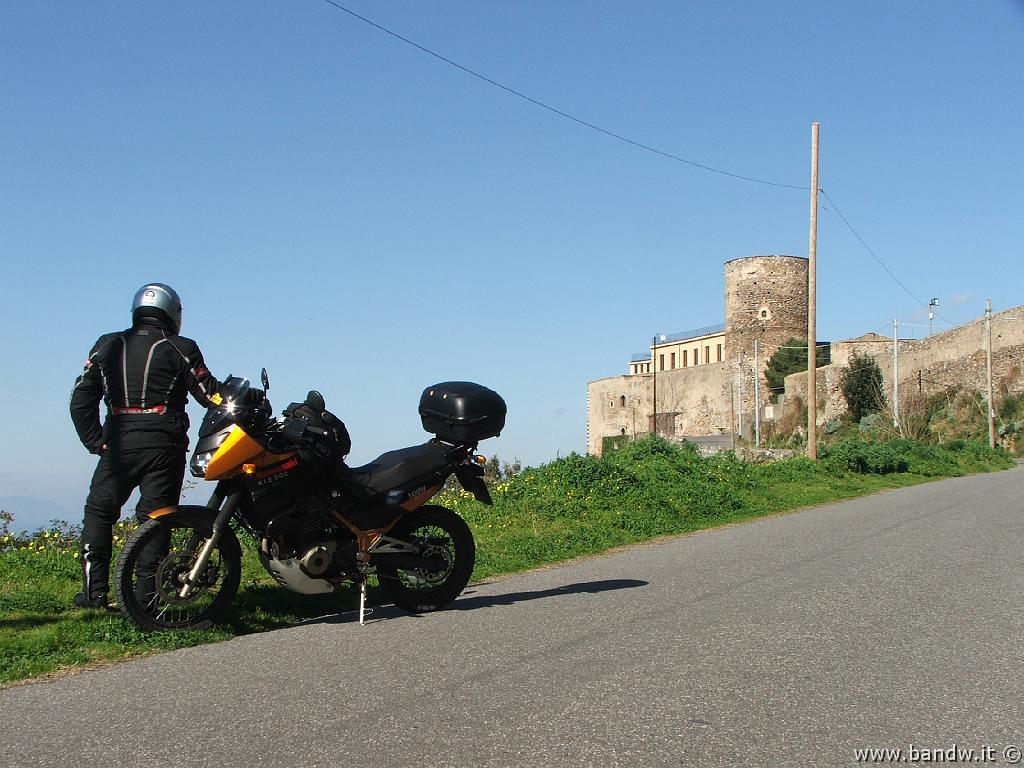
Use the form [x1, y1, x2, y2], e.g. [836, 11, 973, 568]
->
[70, 318, 222, 453]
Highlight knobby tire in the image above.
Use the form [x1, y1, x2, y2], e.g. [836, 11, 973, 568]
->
[114, 519, 241, 632]
[378, 505, 475, 613]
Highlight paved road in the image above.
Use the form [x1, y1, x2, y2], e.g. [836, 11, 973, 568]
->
[3, 467, 1023, 767]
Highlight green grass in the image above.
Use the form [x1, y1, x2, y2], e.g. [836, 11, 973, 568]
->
[1, 437, 1013, 685]
[453, 438, 1012, 579]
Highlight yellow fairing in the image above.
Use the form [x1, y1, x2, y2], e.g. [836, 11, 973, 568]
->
[205, 428, 266, 480]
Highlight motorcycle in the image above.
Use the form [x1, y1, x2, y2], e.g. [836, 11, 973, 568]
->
[113, 371, 506, 631]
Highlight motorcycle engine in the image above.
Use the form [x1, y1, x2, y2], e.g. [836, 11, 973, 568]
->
[259, 500, 357, 593]
[298, 540, 337, 577]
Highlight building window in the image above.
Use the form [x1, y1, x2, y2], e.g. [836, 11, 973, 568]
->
[670, 352, 676, 369]
[620, 395, 626, 408]
[682, 350, 688, 367]
[716, 344, 722, 362]
[693, 347, 699, 365]
[659, 354, 665, 371]
[704, 346, 710, 364]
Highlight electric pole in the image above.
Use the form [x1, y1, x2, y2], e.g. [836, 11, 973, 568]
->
[986, 300, 995, 449]
[892, 319, 900, 429]
[807, 122, 820, 460]
[652, 335, 657, 437]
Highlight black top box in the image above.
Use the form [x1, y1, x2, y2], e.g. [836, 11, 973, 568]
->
[419, 382, 506, 444]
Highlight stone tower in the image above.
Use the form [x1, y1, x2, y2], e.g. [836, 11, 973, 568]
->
[724, 254, 808, 357]
[724, 255, 808, 425]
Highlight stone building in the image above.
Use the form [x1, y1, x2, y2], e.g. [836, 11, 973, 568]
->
[784, 305, 1024, 427]
[629, 324, 727, 376]
[588, 253, 1024, 455]
[587, 254, 808, 455]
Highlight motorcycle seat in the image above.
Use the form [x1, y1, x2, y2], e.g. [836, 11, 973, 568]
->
[341, 442, 451, 496]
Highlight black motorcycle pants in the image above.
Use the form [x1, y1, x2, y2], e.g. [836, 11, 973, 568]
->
[80, 445, 186, 600]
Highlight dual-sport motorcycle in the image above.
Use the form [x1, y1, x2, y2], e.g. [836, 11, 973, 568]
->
[113, 372, 506, 631]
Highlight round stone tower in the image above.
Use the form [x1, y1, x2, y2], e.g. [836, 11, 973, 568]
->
[725, 255, 808, 427]
[724, 254, 808, 360]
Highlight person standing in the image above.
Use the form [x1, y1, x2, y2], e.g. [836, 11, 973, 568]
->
[69, 283, 223, 608]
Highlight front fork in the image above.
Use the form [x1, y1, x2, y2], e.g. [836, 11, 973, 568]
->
[178, 489, 240, 599]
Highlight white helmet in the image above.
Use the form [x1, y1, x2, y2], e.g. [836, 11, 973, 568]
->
[131, 283, 182, 333]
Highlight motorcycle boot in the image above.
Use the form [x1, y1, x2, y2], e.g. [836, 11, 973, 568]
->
[75, 541, 112, 609]
[133, 525, 171, 609]
[72, 591, 111, 610]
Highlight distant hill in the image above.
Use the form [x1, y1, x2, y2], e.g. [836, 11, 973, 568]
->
[0, 496, 76, 533]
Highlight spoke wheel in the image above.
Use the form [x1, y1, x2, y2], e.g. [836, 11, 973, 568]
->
[114, 519, 241, 632]
[378, 505, 475, 613]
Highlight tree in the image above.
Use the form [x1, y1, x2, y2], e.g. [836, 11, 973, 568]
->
[484, 455, 502, 483]
[840, 351, 884, 422]
[483, 455, 523, 483]
[765, 337, 831, 394]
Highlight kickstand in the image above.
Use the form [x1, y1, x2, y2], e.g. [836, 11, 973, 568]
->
[359, 579, 367, 626]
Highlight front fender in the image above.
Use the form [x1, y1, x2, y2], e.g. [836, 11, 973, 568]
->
[145, 504, 217, 532]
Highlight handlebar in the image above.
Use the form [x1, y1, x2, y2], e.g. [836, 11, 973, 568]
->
[277, 416, 328, 447]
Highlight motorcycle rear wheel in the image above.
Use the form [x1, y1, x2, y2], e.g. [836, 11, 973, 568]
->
[378, 505, 475, 613]
[114, 519, 241, 632]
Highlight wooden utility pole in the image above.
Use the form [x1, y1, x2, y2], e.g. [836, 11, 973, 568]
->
[652, 335, 657, 436]
[986, 300, 995, 449]
[893, 319, 900, 429]
[807, 122, 820, 460]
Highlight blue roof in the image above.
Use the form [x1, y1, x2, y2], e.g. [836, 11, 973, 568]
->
[630, 323, 725, 364]
[660, 323, 725, 343]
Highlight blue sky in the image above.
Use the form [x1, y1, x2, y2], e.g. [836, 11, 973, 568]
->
[2, 1, 1022, 529]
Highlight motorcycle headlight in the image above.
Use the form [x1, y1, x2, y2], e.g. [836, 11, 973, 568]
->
[190, 450, 216, 478]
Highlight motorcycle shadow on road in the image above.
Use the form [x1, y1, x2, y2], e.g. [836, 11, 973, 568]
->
[302, 578, 649, 626]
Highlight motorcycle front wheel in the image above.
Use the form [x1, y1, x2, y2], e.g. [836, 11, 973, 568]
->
[114, 519, 241, 632]
[378, 505, 475, 613]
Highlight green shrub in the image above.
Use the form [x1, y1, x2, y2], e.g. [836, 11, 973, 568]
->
[765, 338, 831, 394]
[841, 352, 885, 422]
[820, 440, 907, 475]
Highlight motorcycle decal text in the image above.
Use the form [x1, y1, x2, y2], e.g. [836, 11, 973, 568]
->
[255, 457, 299, 482]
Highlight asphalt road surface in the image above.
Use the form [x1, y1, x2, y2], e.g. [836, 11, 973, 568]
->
[3, 466, 1023, 767]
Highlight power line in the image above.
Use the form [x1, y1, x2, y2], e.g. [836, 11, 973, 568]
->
[820, 189, 956, 325]
[319, 1, 959, 319]
[317, 0, 807, 190]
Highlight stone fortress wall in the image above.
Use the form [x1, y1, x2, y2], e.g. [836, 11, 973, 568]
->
[587, 251, 1023, 455]
[784, 305, 1024, 426]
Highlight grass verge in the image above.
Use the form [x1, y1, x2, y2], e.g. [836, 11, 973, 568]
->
[1, 437, 1013, 685]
